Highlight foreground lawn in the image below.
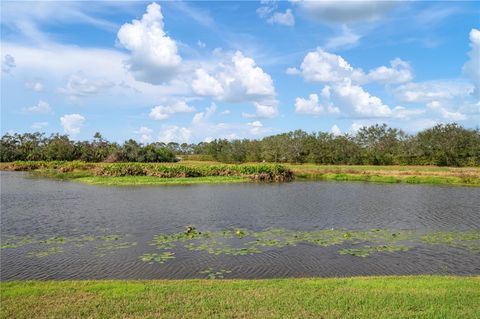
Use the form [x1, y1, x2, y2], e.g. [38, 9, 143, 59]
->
[1, 276, 479, 318]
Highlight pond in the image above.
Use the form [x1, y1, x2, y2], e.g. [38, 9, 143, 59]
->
[1, 171, 479, 280]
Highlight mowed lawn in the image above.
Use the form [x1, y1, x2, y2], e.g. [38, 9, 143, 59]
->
[1, 276, 479, 318]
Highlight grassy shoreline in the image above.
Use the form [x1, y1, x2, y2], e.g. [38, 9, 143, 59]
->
[1, 276, 479, 318]
[1, 161, 479, 186]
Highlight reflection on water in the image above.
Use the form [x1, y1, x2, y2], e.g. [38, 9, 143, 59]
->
[1, 171, 479, 280]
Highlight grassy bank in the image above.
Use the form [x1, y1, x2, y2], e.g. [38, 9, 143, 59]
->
[1, 161, 479, 186]
[1, 276, 479, 318]
[0, 161, 292, 185]
[287, 163, 480, 186]
[76, 175, 249, 186]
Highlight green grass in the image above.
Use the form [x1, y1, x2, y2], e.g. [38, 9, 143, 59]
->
[1, 276, 479, 318]
[294, 172, 480, 186]
[76, 175, 250, 186]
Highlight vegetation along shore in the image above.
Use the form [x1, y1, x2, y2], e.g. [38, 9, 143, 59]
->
[1, 161, 479, 186]
[1, 276, 479, 319]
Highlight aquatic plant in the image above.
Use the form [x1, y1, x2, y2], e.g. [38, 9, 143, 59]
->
[199, 267, 232, 279]
[28, 247, 64, 258]
[420, 231, 480, 252]
[139, 252, 175, 264]
[339, 245, 410, 257]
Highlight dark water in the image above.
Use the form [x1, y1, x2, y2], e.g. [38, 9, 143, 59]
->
[1, 171, 479, 280]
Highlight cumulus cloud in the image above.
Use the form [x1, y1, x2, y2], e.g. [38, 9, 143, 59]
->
[267, 9, 295, 26]
[191, 69, 224, 96]
[192, 103, 216, 125]
[462, 28, 480, 98]
[158, 125, 192, 143]
[25, 80, 44, 92]
[149, 100, 195, 120]
[192, 51, 278, 118]
[299, 48, 364, 83]
[117, 2, 181, 84]
[333, 80, 392, 117]
[135, 126, 153, 143]
[23, 100, 52, 114]
[297, 0, 395, 24]
[60, 113, 85, 134]
[296, 48, 411, 85]
[331, 124, 342, 136]
[291, 48, 424, 119]
[366, 58, 413, 84]
[2, 54, 16, 73]
[427, 101, 466, 121]
[393, 81, 473, 103]
[247, 120, 264, 134]
[59, 72, 114, 99]
[295, 88, 339, 115]
[31, 122, 48, 129]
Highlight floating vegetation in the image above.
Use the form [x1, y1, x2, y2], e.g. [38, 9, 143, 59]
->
[139, 252, 175, 264]
[199, 267, 232, 279]
[0, 235, 37, 249]
[99, 235, 122, 241]
[38, 236, 68, 245]
[96, 241, 137, 256]
[420, 231, 480, 252]
[339, 245, 410, 257]
[1, 228, 479, 265]
[28, 247, 64, 258]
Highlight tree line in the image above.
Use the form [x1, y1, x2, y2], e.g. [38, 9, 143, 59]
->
[1, 124, 479, 166]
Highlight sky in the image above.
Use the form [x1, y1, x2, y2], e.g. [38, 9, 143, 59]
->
[1, 0, 479, 143]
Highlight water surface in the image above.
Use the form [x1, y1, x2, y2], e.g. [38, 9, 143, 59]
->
[1, 171, 479, 280]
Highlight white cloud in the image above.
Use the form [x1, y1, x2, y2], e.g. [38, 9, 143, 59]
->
[149, 100, 195, 120]
[366, 58, 413, 84]
[23, 100, 51, 114]
[393, 81, 473, 103]
[324, 25, 361, 50]
[297, 0, 395, 24]
[257, 1, 277, 18]
[25, 80, 44, 92]
[31, 121, 48, 129]
[247, 120, 264, 134]
[333, 80, 392, 117]
[267, 9, 295, 27]
[59, 72, 114, 99]
[299, 48, 364, 83]
[296, 48, 412, 85]
[220, 109, 231, 115]
[117, 2, 181, 84]
[2, 54, 16, 73]
[191, 68, 224, 96]
[135, 126, 153, 143]
[331, 124, 342, 136]
[158, 125, 192, 143]
[60, 113, 85, 134]
[192, 51, 278, 118]
[295, 89, 339, 115]
[462, 28, 480, 98]
[285, 67, 300, 75]
[197, 40, 206, 48]
[427, 101, 466, 121]
[243, 101, 279, 119]
[192, 103, 217, 125]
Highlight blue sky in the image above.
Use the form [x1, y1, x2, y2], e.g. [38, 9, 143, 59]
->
[1, 1, 479, 143]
